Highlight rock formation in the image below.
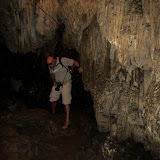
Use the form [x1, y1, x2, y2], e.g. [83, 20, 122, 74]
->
[0, 0, 160, 158]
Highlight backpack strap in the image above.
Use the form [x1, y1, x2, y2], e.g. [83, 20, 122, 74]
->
[59, 57, 63, 67]
[58, 57, 69, 72]
[54, 57, 63, 67]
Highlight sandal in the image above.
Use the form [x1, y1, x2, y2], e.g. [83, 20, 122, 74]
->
[63, 122, 70, 129]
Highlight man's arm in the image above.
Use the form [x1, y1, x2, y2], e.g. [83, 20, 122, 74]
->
[51, 74, 57, 86]
[73, 60, 83, 73]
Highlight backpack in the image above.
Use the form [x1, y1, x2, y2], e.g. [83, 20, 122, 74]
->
[58, 57, 74, 74]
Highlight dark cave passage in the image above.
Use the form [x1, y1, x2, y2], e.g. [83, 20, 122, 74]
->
[0, 43, 93, 112]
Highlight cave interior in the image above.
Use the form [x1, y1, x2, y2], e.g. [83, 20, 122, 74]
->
[0, 0, 160, 159]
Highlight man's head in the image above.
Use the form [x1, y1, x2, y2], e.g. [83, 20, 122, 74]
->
[46, 56, 56, 68]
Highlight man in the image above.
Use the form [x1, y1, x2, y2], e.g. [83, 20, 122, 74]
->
[46, 56, 83, 129]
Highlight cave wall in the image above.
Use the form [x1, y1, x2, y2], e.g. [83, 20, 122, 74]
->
[0, 0, 60, 53]
[79, 0, 160, 156]
[0, 0, 160, 157]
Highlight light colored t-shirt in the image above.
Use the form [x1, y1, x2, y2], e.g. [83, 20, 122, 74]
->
[49, 57, 74, 84]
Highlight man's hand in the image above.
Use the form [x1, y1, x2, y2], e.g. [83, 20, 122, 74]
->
[73, 60, 83, 73]
[78, 66, 83, 73]
[54, 81, 57, 86]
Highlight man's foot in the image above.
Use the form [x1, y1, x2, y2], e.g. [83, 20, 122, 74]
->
[63, 122, 70, 129]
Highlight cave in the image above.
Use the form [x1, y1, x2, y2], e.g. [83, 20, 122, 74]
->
[0, 0, 160, 160]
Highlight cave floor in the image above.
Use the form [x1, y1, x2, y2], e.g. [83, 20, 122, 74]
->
[0, 103, 104, 160]
[0, 103, 157, 160]
[38, 104, 105, 160]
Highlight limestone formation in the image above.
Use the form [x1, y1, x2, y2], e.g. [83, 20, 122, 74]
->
[80, 0, 160, 157]
[0, 0, 97, 53]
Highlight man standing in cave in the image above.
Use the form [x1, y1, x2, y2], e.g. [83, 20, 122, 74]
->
[46, 56, 83, 129]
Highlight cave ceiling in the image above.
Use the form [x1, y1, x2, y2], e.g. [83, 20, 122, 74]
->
[0, 0, 97, 54]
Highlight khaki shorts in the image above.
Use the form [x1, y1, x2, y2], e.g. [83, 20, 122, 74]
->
[49, 82, 72, 105]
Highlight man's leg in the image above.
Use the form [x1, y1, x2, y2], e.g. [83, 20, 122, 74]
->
[49, 85, 61, 114]
[63, 104, 70, 129]
[52, 101, 57, 114]
[65, 104, 70, 123]
[62, 82, 72, 129]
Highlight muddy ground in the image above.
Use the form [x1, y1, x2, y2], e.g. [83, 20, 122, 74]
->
[0, 101, 158, 160]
